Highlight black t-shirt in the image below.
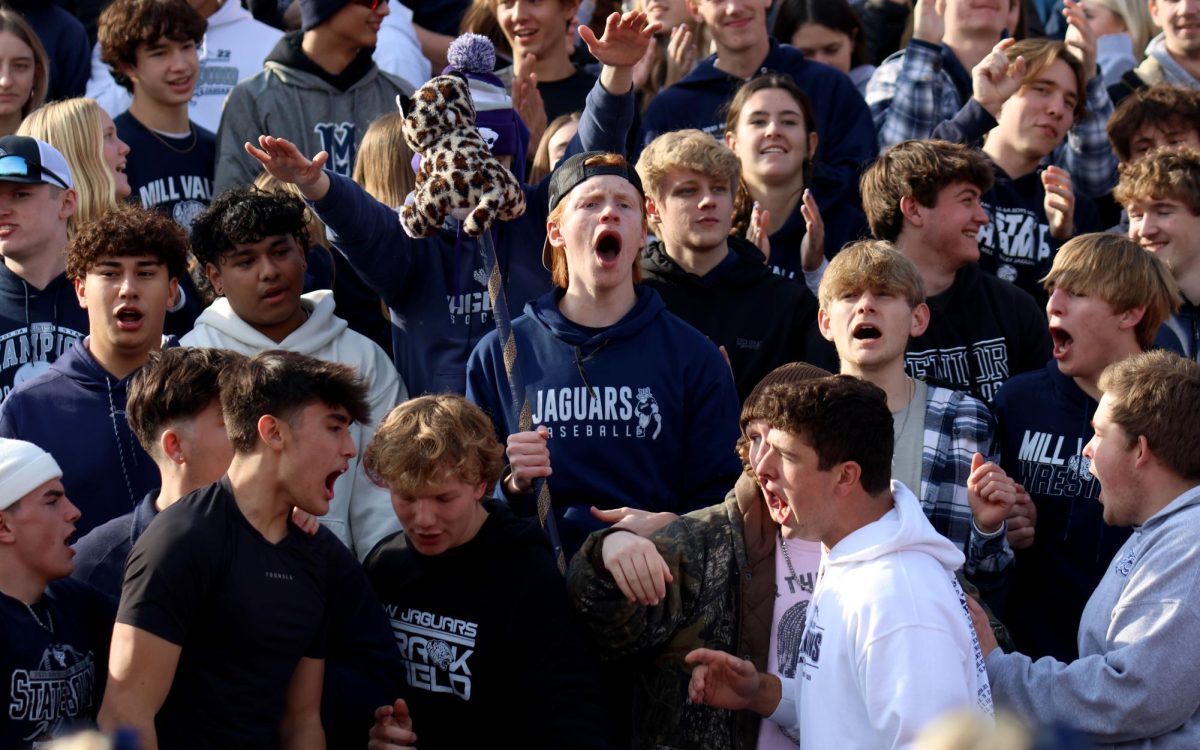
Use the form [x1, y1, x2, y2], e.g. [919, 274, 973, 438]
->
[117, 478, 332, 749]
[905, 263, 1052, 402]
[114, 111, 216, 233]
[1, 578, 115, 749]
[538, 67, 597, 126]
[363, 503, 612, 749]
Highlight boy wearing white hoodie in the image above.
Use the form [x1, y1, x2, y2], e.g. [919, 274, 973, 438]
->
[685, 375, 992, 749]
[182, 187, 404, 559]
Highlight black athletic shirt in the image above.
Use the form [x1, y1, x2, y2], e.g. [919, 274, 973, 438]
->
[117, 478, 332, 749]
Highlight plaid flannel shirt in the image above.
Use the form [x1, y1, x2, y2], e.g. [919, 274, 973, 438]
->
[920, 384, 1013, 577]
[866, 39, 1118, 197]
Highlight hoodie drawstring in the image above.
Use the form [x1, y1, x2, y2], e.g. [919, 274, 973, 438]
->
[106, 377, 139, 510]
[573, 340, 610, 400]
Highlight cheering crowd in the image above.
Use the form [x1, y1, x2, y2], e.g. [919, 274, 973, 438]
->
[1, 0, 1200, 747]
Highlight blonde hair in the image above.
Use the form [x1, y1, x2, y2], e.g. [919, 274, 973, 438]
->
[636, 128, 741, 203]
[18, 98, 117, 235]
[1042, 232, 1180, 350]
[352, 113, 415, 209]
[1090, 0, 1158, 58]
[818, 239, 926, 310]
[0, 9, 49, 127]
[365, 394, 505, 496]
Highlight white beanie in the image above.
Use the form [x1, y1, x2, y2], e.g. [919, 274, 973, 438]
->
[0, 438, 62, 511]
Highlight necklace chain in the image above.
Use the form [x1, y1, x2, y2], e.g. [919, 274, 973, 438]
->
[779, 529, 800, 584]
[145, 122, 197, 155]
[23, 601, 53, 634]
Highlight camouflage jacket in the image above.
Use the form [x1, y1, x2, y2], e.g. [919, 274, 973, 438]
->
[567, 472, 777, 750]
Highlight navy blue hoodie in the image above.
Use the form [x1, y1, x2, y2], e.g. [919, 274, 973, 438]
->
[639, 39, 878, 210]
[1159, 296, 1199, 362]
[0, 338, 161, 537]
[309, 79, 634, 396]
[0, 264, 88, 402]
[977, 163, 1100, 307]
[992, 359, 1130, 662]
[465, 286, 742, 558]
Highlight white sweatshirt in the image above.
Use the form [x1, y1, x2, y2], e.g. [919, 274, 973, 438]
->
[770, 481, 992, 749]
[181, 290, 406, 559]
[87, 0, 283, 134]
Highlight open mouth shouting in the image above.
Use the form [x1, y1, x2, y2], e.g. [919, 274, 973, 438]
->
[594, 229, 623, 268]
[1049, 324, 1073, 360]
[114, 305, 145, 332]
[324, 465, 348, 502]
[852, 321, 883, 341]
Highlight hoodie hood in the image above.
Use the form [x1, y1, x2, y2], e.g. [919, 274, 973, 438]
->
[527, 286, 666, 349]
[826, 480, 965, 571]
[207, 0, 254, 29]
[183, 289, 347, 355]
[49, 336, 170, 394]
[265, 31, 378, 92]
[640, 235, 771, 289]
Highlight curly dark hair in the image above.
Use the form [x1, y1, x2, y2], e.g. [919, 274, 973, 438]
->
[66, 202, 189, 281]
[190, 187, 312, 269]
[98, 0, 206, 94]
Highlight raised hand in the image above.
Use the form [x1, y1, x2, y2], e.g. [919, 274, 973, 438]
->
[513, 52, 547, 150]
[505, 426, 551, 494]
[580, 11, 663, 68]
[1042, 166, 1076, 240]
[972, 38, 1026, 118]
[747, 201, 771, 264]
[1063, 0, 1098, 83]
[600, 529, 674, 605]
[798, 188, 825, 272]
[245, 135, 331, 200]
[1006, 483, 1036, 550]
[665, 23, 698, 87]
[912, 0, 946, 44]
[967, 452, 1017, 534]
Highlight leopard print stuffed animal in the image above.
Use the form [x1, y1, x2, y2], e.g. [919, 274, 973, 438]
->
[400, 71, 526, 238]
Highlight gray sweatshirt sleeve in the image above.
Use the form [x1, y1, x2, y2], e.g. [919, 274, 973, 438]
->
[986, 535, 1200, 744]
[214, 82, 264, 194]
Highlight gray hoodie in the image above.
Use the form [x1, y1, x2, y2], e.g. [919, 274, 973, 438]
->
[214, 33, 412, 193]
[987, 484, 1200, 747]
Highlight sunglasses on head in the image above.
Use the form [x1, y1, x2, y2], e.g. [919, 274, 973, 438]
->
[0, 155, 69, 190]
[351, 0, 387, 9]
